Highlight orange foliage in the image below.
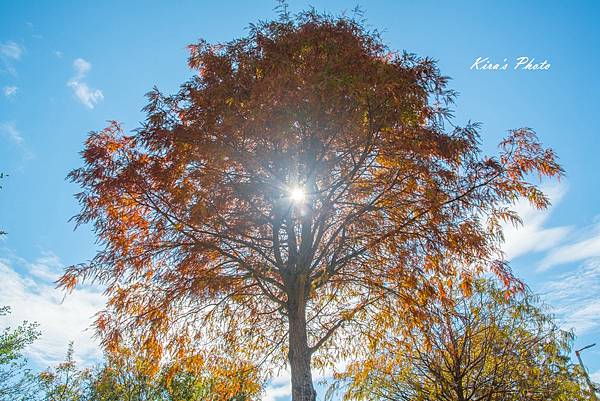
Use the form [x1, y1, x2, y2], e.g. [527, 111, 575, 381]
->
[59, 9, 562, 400]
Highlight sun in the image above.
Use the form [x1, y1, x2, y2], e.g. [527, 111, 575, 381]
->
[288, 186, 306, 203]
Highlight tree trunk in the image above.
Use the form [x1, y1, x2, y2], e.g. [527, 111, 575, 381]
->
[287, 288, 317, 401]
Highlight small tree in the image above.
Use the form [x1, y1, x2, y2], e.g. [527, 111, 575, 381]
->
[34, 342, 260, 401]
[88, 346, 261, 401]
[86, 347, 158, 401]
[332, 280, 590, 401]
[38, 342, 93, 401]
[61, 9, 562, 401]
[158, 363, 259, 401]
[0, 306, 40, 401]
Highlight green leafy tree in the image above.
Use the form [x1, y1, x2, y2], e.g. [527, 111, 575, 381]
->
[86, 349, 158, 401]
[156, 367, 255, 401]
[37, 342, 93, 401]
[0, 306, 40, 401]
[158, 368, 257, 401]
[34, 341, 260, 401]
[85, 345, 261, 401]
[331, 280, 591, 401]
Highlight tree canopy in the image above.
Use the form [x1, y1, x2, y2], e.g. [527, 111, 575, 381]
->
[330, 279, 591, 401]
[36, 342, 260, 401]
[61, 9, 562, 400]
[0, 306, 40, 401]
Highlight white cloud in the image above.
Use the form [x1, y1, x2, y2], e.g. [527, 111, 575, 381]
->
[499, 181, 600, 271]
[542, 260, 600, 335]
[0, 251, 105, 367]
[501, 182, 571, 260]
[73, 58, 91, 76]
[3, 85, 18, 98]
[539, 223, 600, 270]
[264, 382, 291, 401]
[0, 41, 24, 76]
[67, 58, 104, 109]
[0, 121, 24, 145]
[502, 183, 600, 342]
[264, 370, 292, 401]
[591, 370, 600, 384]
[263, 364, 336, 401]
[0, 41, 24, 60]
[0, 121, 33, 160]
[54, 50, 63, 58]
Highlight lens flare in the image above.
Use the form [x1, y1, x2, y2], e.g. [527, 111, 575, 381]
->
[289, 187, 305, 203]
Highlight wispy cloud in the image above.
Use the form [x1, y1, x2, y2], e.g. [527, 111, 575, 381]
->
[542, 260, 600, 335]
[3, 85, 18, 98]
[0, 121, 24, 145]
[0, 41, 25, 75]
[498, 182, 600, 272]
[0, 251, 105, 367]
[501, 182, 572, 260]
[67, 58, 104, 109]
[499, 183, 600, 338]
[539, 222, 600, 270]
[0, 121, 33, 160]
[0, 41, 24, 60]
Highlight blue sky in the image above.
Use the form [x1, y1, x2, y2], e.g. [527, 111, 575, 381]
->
[1, 1, 599, 399]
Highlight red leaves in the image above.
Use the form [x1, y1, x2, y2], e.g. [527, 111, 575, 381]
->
[62, 9, 563, 389]
[55, 267, 79, 292]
